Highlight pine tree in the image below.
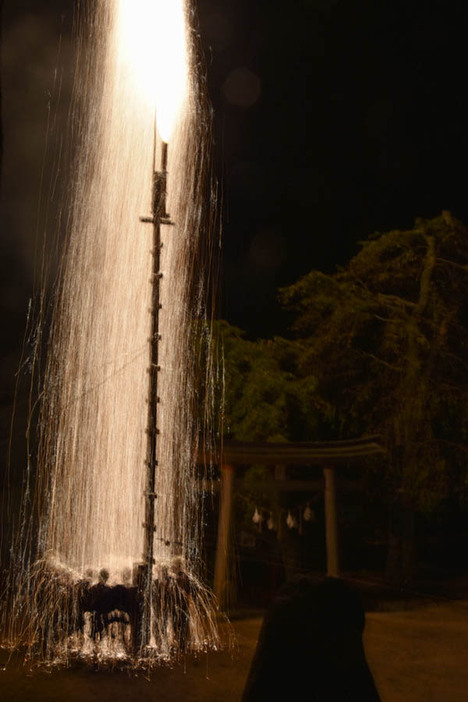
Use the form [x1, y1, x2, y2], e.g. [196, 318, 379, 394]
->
[280, 212, 468, 582]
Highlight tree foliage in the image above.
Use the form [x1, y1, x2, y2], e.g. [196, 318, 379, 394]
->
[213, 320, 319, 442]
[280, 212, 468, 509]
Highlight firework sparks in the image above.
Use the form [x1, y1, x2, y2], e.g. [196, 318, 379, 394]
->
[2, 0, 220, 666]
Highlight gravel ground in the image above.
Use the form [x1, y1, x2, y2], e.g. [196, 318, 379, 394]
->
[1, 600, 467, 701]
[365, 601, 468, 702]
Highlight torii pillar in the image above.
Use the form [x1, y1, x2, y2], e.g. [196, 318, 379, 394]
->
[323, 464, 339, 578]
[213, 463, 235, 609]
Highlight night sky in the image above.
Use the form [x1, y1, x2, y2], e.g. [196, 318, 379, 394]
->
[200, 0, 468, 335]
[1, 0, 468, 395]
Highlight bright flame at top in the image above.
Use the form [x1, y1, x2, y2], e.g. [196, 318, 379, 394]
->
[117, 0, 189, 142]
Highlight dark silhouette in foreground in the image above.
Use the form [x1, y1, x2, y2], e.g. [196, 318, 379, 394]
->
[242, 577, 381, 701]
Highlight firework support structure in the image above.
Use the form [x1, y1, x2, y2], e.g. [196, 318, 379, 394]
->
[139, 141, 174, 649]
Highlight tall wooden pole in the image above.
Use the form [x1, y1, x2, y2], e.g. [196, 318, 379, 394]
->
[140, 141, 172, 648]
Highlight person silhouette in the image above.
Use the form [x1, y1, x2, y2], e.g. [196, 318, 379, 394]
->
[242, 576, 381, 701]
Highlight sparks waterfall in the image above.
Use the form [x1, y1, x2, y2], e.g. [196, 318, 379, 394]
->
[2, 0, 220, 663]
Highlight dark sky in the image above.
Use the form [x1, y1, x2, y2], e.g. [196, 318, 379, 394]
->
[1, 0, 468, 354]
[201, 0, 468, 335]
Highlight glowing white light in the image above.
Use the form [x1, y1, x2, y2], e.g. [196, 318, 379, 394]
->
[117, 0, 189, 142]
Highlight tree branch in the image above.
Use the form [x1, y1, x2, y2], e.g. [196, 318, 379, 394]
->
[375, 292, 417, 308]
[415, 235, 436, 315]
[436, 257, 468, 272]
[358, 350, 403, 372]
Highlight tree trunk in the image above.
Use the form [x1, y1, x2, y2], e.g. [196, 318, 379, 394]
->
[386, 233, 435, 586]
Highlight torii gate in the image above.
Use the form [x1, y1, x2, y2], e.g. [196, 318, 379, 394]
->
[209, 436, 385, 609]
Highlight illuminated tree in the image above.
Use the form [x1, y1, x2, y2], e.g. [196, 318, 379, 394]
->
[280, 212, 468, 581]
[215, 320, 318, 443]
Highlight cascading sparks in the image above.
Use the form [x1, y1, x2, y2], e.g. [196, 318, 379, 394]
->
[2, 0, 220, 664]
